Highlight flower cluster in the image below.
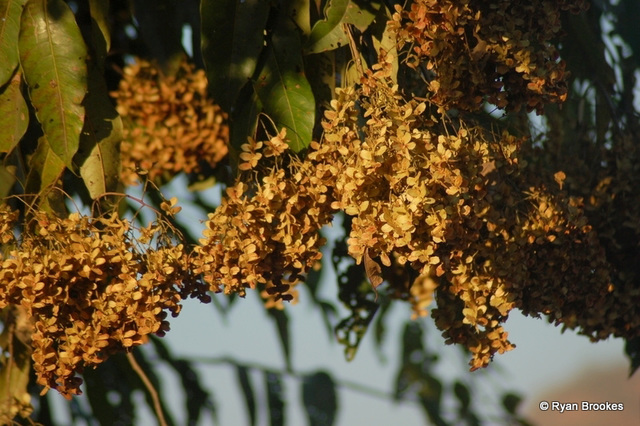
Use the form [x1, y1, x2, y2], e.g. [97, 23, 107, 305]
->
[207, 66, 620, 370]
[113, 59, 229, 185]
[390, 0, 588, 113]
[0, 205, 202, 397]
[192, 131, 336, 308]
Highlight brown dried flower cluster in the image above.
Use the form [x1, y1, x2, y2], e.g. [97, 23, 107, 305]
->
[192, 131, 335, 308]
[0, 204, 203, 397]
[319, 69, 619, 369]
[195, 62, 632, 369]
[390, 0, 588, 113]
[113, 59, 229, 185]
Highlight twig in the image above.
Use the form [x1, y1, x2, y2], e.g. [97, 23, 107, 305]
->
[127, 351, 168, 426]
[343, 23, 365, 78]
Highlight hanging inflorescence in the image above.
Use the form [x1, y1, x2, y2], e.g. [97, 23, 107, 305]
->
[113, 59, 229, 185]
[0, 204, 207, 397]
[390, 0, 588, 113]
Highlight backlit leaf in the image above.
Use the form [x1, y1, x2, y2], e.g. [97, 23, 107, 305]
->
[0, 0, 28, 86]
[25, 136, 66, 213]
[0, 71, 28, 153]
[19, 0, 87, 170]
[306, 0, 382, 54]
[88, 0, 110, 66]
[254, 24, 315, 152]
[77, 67, 122, 200]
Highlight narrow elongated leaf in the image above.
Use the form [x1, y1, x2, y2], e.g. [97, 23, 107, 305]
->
[19, 0, 87, 170]
[625, 336, 640, 376]
[0, 165, 16, 199]
[306, 0, 382, 53]
[265, 306, 292, 372]
[25, 136, 66, 213]
[302, 371, 338, 426]
[88, 0, 110, 66]
[254, 26, 315, 152]
[77, 67, 122, 200]
[230, 82, 262, 163]
[264, 371, 285, 426]
[0, 71, 28, 153]
[235, 365, 257, 426]
[0, 0, 27, 86]
[201, 0, 269, 111]
[148, 337, 216, 426]
[0, 350, 31, 422]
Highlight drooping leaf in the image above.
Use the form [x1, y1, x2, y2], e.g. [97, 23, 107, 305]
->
[287, 0, 311, 35]
[201, 0, 269, 112]
[393, 322, 446, 425]
[88, 0, 110, 66]
[264, 371, 285, 426]
[254, 21, 315, 152]
[305, 0, 382, 54]
[77, 67, 122, 201]
[304, 259, 337, 339]
[25, 136, 66, 213]
[0, 307, 32, 423]
[502, 392, 523, 416]
[0, 165, 16, 199]
[0, 0, 28, 87]
[19, 0, 87, 170]
[148, 337, 216, 426]
[0, 71, 28, 153]
[265, 306, 292, 372]
[230, 82, 262, 165]
[302, 371, 338, 426]
[235, 365, 257, 426]
[625, 336, 640, 376]
[453, 381, 471, 411]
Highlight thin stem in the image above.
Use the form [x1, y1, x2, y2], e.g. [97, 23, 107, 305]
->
[127, 351, 168, 426]
[344, 23, 365, 78]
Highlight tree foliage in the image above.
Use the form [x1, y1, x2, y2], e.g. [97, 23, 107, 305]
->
[1, 0, 639, 424]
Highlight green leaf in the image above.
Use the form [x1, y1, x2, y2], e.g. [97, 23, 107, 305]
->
[0, 71, 28, 153]
[148, 337, 216, 426]
[77, 67, 122, 200]
[230, 82, 262, 166]
[0, 0, 28, 87]
[302, 371, 338, 426]
[201, 0, 269, 112]
[235, 365, 257, 426]
[25, 136, 66, 213]
[305, 0, 382, 54]
[453, 381, 471, 410]
[0, 165, 16, 199]
[88, 0, 110, 66]
[254, 25, 315, 152]
[626, 336, 640, 376]
[19, 0, 87, 170]
[0, 347, 31, 422]
[264, 371, 285, 426]
[502, 392, 523, 415]
[265, 306, 292, 372]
